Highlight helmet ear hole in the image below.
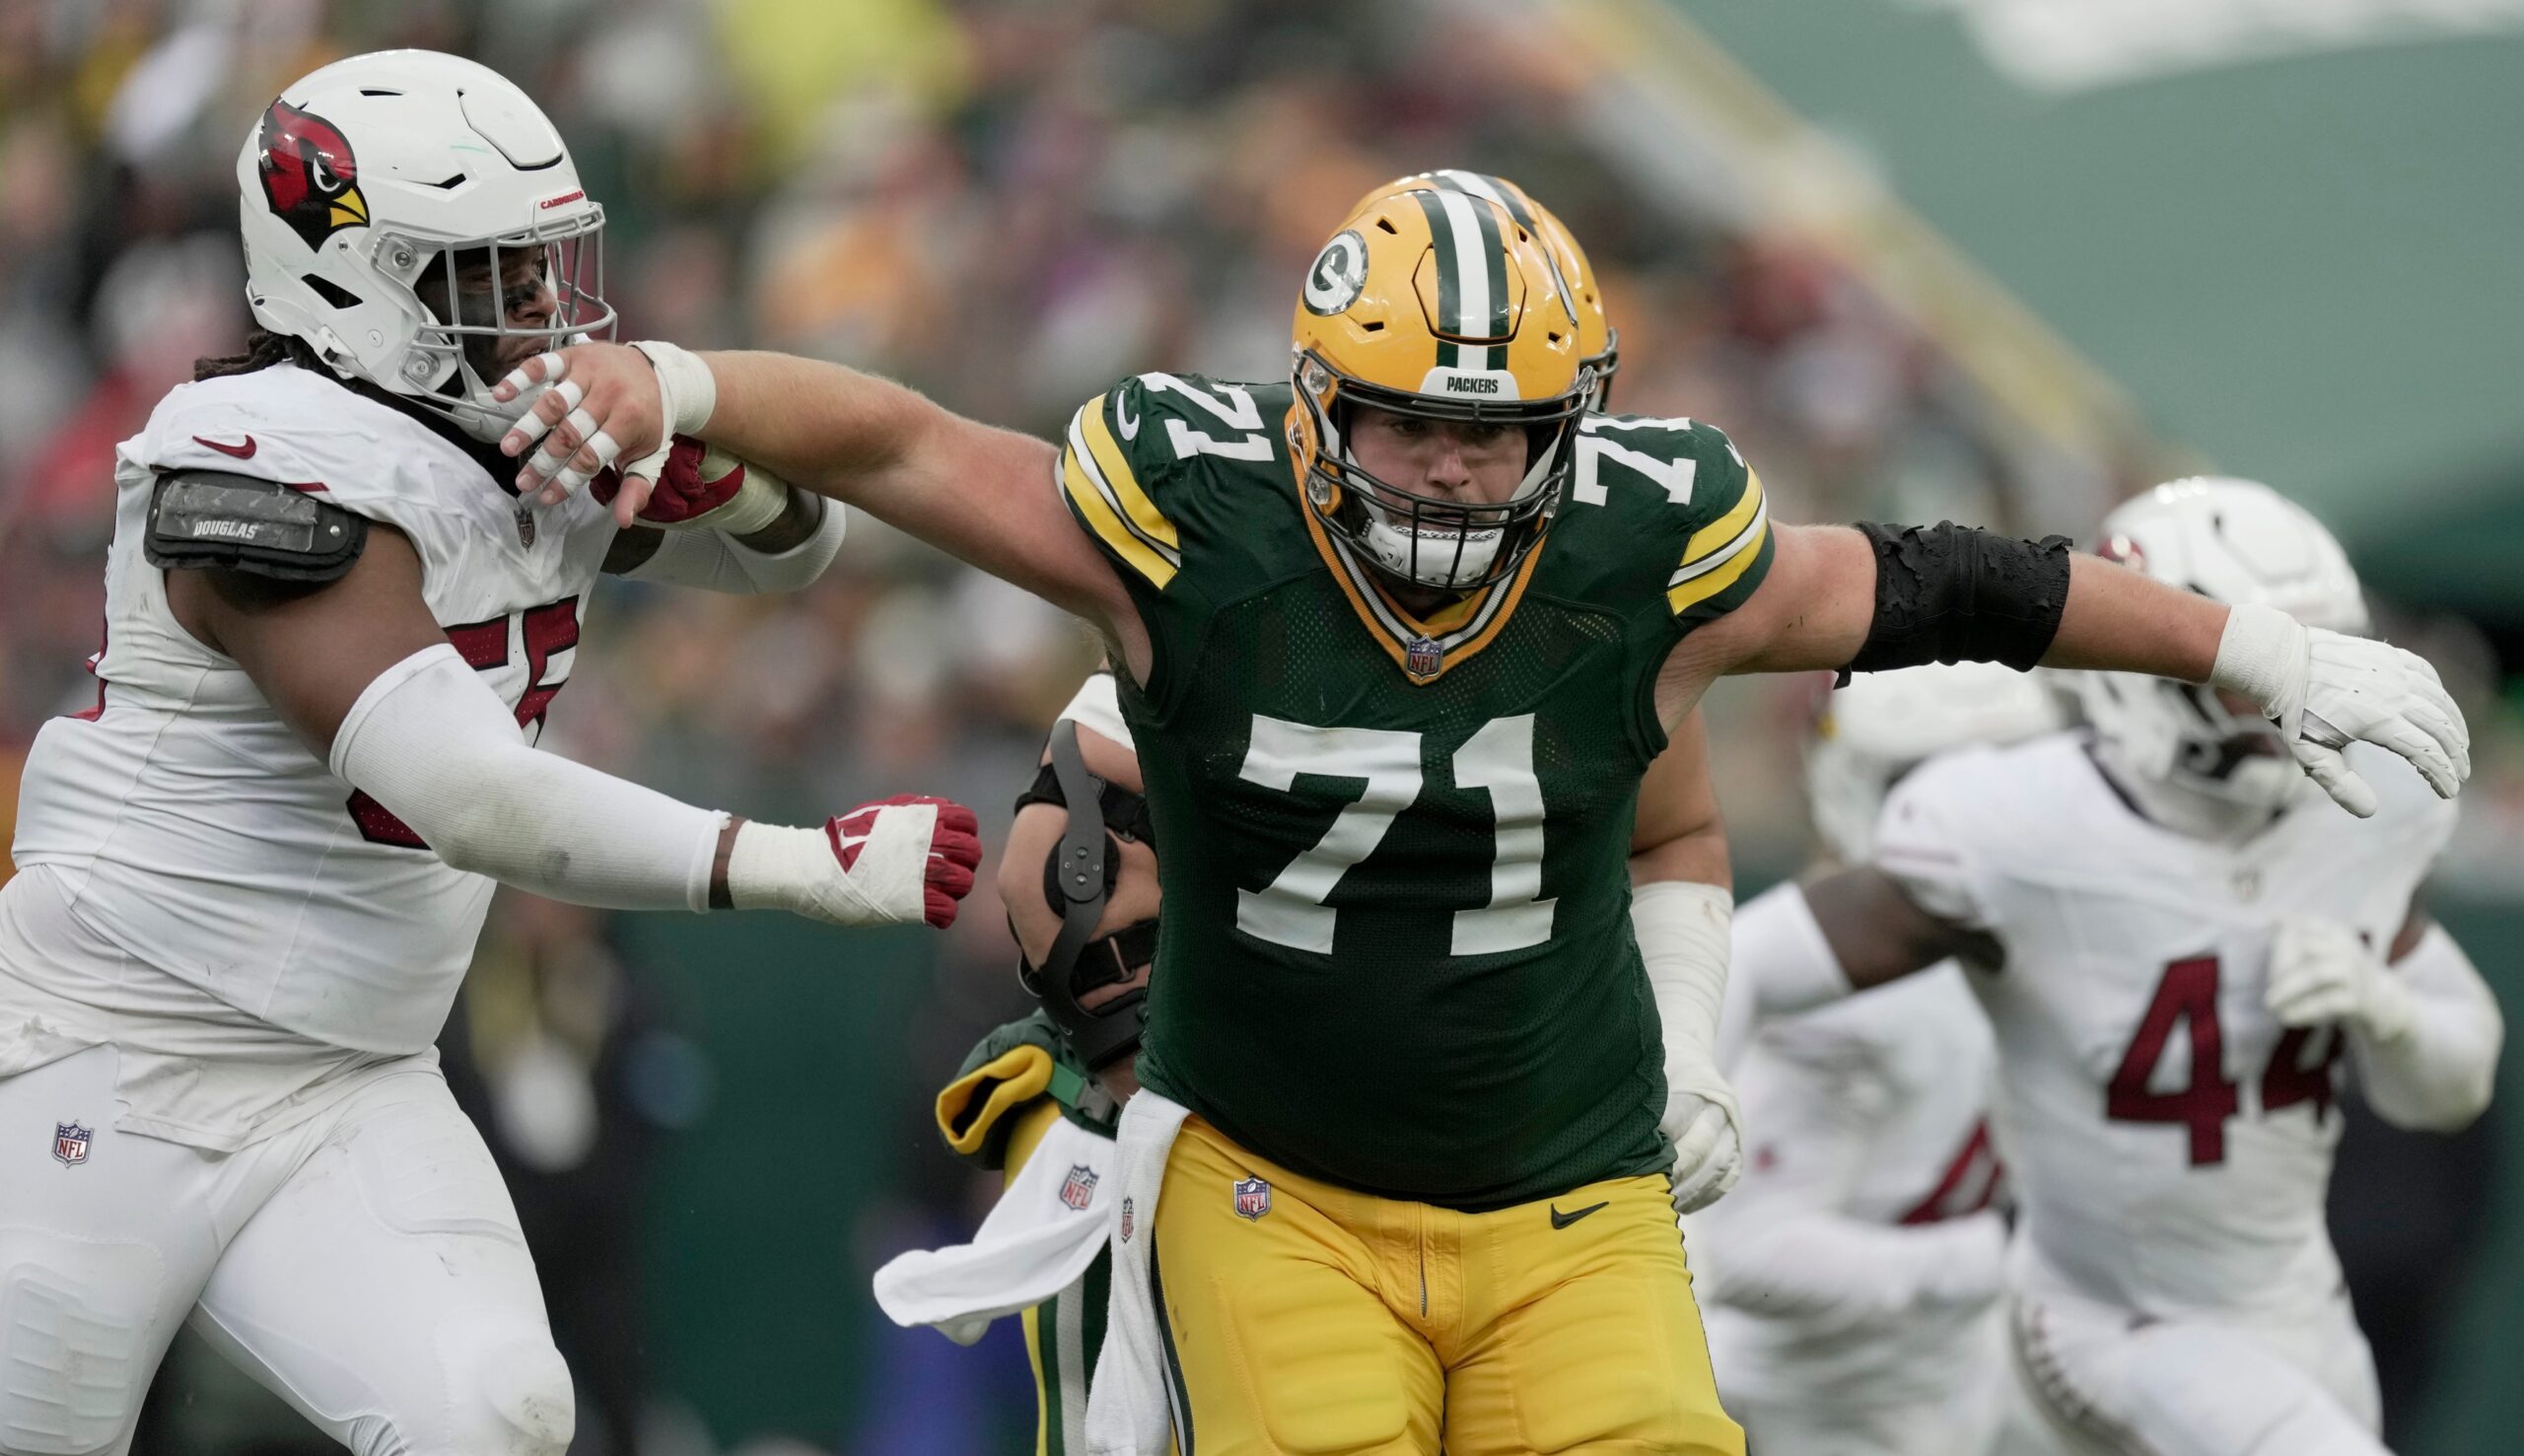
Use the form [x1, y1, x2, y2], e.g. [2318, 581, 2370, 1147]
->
[304, 276, 362, 310]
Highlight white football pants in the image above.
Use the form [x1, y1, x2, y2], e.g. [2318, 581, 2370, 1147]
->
[0, 1045, 572, 1456]
[1998, 1279, 2386, 1456]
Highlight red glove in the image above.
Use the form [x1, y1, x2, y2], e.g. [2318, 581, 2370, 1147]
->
[593, 436, 784, 532]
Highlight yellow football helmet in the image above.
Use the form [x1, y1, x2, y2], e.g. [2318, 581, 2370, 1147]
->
[1289, 187, 1588, 591]
[1348, 171, 1620, 410]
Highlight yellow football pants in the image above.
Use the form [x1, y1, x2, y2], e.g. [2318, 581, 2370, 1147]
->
[1152, 1116, 1743, 1456]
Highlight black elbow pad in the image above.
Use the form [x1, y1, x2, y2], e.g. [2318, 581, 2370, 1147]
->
[145, 469, 368, 583]
[1848, 521, 2071, 676]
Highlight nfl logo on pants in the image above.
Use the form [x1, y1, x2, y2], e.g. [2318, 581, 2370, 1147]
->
[53, 1123, 92, 1167]
[1233, 1175, 1272, 1220]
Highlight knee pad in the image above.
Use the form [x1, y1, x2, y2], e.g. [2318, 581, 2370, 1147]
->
[0, 1231, 170, 1455]
[469, 1335, 576, 1456]
[368, 1333, 573, 1456]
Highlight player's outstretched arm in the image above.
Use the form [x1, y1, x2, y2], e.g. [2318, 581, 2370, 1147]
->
[2267, 909, 2503, 1133]
[168, 524, 979, 929]
[490, 343, 1141, 654]
[1668, 521, 2469, 817]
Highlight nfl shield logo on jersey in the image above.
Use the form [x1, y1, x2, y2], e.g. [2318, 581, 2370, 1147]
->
[1060, 1163, 1099, 1212]
[1120, 1197, 1135, 1242]
[53, 1123, 92, 1167]
[1233, 1175, 1272, 1220]
[1404, 636, 1443, 680]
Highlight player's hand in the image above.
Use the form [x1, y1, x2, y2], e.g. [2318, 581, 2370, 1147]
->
[594, 436, 791, 534]
[2266, 917, 2418, 1043]
[1662, 1089, 1743, 1215]
[494, 342, 705, 527]
[2210, 603, 2469, 816]
[728, 795, 984, 929]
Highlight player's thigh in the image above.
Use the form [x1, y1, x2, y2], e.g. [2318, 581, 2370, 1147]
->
[1154, 1120, 1440, 1456]
[1446, 1173, 1742, 1456]
[0, 1048, 225, 1456]
[2015, 1296, 2385, 1456]
[190, 1066, 572, 1456]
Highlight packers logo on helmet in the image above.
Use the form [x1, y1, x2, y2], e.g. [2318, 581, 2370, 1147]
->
[1304, 230, 1368, 315]
[1350, 171, 1620, 410]
[1288, 187, 1588, 592]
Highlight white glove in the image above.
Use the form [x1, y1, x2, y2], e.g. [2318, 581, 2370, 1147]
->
[1663, 1090, 1743, 1215]
[2208, 602, 2470, 817]
[727, 796, 982, 929]
[2266, 917, 2417, 1043]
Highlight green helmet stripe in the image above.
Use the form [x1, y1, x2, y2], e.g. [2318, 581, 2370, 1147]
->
[1410, 189, 1463, 371]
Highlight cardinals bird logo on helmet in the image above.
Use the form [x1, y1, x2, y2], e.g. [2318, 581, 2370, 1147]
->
[257, 101, 368, 250]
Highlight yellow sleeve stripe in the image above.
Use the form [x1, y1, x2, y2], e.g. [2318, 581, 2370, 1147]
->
[1058, 395, 1179, 589]
[1079, 396, 1179, 557]
[1682, 469, 1764, 567]
[1667, 472, 1770, 615]
[1667, 516, 1767, 615]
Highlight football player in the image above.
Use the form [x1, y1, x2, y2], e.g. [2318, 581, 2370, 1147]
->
[872, 173, 1731, 1455]
[1696, 661, 2063, 1456]
[499, 179, 2469, 1454]
[1732, 480, 2502, 1456]
[0, 52, 980, 1456]
[872, 667, 1151, 1456]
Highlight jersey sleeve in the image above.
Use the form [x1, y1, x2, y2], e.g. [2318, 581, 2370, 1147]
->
[141, 376, 464, 547]
[1567, 414, 1773, 627]
[1056, 668, 1136, 750]
[1661, 423, 1772, 626]
[1054, 375, 1185, 594]
[1870, 750, 2004, 935]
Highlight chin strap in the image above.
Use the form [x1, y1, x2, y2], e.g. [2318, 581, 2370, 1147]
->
[1015, 720, 1157, 1070]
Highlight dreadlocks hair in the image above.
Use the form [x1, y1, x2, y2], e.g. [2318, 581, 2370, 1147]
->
[193, 327, 326, 381]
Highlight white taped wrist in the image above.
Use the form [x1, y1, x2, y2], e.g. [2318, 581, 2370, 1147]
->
[631, 339, 718, 437]
[1633, 880, 1737, 1127]
[726, 810, 934, 927]
[2208, 602, 2308, 722]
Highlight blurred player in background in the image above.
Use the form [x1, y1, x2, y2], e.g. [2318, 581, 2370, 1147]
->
[0, 52, 980, 1456]
[1696, 661, 2061, 1455]
[1736, 480, 2502, 1456]
[873, 667, 1152, 1456]
[502, 148, 2468, 1452]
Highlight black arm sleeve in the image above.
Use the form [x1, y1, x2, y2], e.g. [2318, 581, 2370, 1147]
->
[1846, 521, 2071, 676]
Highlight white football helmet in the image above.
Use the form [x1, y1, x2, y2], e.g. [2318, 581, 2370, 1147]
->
[2075, 477, 2368, 814]
[1806, 660, 2066, 863]
[237, 50, 612, 442]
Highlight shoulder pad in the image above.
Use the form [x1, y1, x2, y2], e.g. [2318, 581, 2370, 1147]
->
[145, 468, 369, 583]
[1056, 374, 1289, 592]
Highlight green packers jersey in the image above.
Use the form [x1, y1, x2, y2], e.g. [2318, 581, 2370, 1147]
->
[1058, 372, 1772, 1211]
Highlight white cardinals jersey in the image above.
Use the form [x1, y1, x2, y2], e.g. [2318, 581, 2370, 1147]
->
[1874, 733, 2453, 1322]
[11, 364, 618, 1059]
[1700, 945, 2005, 1426]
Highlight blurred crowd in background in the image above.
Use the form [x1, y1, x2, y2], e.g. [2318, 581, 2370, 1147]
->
[3, 0, 2518, 1452]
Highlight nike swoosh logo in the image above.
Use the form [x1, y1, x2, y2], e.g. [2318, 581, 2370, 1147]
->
[1549, 1200, 1609, 1229]
[1113, 395, 1139, 440]
[193, 434, 257, 459]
